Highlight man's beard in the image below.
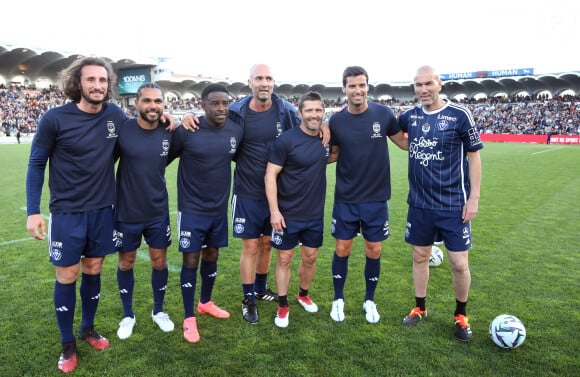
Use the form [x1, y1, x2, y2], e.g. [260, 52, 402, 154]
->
[81, 91, 106, 105]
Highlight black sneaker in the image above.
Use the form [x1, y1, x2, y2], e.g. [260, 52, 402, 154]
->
[454, 314, 473, 342]
[255, 288, 279, 302]
[242, 298, 259, 323]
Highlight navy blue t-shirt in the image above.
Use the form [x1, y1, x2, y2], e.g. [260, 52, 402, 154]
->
[27, 102, 126, 214]
[171, 117, 243, 216]
[398, 100, 484, 210]
[233, 104, 288, 200]
[329, 101, 401, 204]
[267, 126, 328, 221]
[115, 118, 172, 222]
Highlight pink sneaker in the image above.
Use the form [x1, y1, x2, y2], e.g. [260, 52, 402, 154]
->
[57, 341, 77, 373]
[183, 317, 200, 343]
[78, 327, 110, 350]
[197, 301, 230, 319]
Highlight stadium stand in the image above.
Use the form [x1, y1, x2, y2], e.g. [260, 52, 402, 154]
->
[1, 44, 578, 143]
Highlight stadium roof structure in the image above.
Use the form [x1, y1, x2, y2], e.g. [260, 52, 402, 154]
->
[1, 44, 579, 101]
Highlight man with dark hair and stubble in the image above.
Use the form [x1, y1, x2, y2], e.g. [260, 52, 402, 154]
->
[114, 82, 175, 341]
[26, 57, 125, 374]
[170, 83, 243, 342]
[26, 57, 175, 374]
[327, 66, 408, 324]
[182, 65, 329, 324]
[265, 91, 330, 328]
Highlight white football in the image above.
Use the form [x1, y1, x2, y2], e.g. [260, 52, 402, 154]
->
[429, 246, 444, 267]
[489, 314, 527, 349]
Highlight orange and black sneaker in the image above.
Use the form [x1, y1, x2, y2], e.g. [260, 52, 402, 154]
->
[402, 306, 428, 327]
[57, 340, 77, 373]
[78, 327, 110, 350]
[454, 314, 473, 342]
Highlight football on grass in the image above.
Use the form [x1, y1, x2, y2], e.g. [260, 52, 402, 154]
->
[429, 246, 444, 267]
[489, 314, 526, 349]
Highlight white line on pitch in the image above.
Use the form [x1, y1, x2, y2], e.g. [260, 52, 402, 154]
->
[0, 237, 36, 246]
[532, 147, 564, 155]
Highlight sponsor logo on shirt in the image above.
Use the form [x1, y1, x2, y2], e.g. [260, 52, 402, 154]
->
[409, 137, 445, 167]
[468, 128, 482, 146]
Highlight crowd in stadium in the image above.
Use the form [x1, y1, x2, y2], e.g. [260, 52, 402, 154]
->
[1, 82, 579, 137]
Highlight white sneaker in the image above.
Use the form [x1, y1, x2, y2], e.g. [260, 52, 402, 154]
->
[152, 311, 175, 332]
[297, 295, 319, 313]
[330, 299, 345, 322]
[363, 300, 380, 324]
[274, 306, 289, 328]
[117, 316, 136, 339]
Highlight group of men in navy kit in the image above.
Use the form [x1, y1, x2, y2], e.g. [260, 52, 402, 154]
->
[26, 56, 482, 374]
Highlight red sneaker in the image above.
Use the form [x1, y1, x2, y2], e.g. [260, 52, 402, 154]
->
[297, 295, 319, 313]
[274, 306, 290, 328]
[57, 341, 77, 373]
[78, 327, 110, 350]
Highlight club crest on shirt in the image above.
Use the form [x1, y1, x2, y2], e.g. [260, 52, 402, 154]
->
[437, 120, 449, 131]
[422, 123, 430, 133]
[371, 122, 382, 138]
[275, 122, 283, 138]
[161, 139, 169, 156]
[106, 121, 118, 138]
[229, 137, 238, 154]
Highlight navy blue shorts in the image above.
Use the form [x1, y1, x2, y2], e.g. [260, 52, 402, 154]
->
[270, 219, 324, 250]
[114, 217, 172, 252]
[405, 207, 472, 252]
[231, 194, 272, 239]
[48, 207, 115, 267]
[177, 211, 228, 252]
[331, 201, 390, 242]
